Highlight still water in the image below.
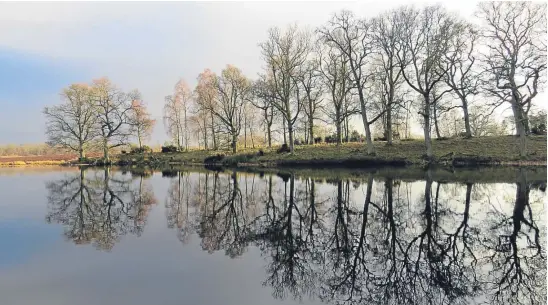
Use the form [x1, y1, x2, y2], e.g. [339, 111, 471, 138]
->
[0, 167, 546, 305]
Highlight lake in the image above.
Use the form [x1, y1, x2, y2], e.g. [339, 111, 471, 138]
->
[0, 166, 546, 305]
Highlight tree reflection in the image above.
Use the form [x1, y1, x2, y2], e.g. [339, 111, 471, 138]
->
[45, 168, 157, 251]
[171, 169, 545, 305]
[481, 169, 546, 305]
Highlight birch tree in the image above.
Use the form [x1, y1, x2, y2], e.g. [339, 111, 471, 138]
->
[195, 69, 220, 150]
[164, 79, 192, 151]
[128, 90, 155, 150]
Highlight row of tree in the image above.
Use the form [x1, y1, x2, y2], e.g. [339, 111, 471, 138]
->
[44, 2, 546, 159]
[161, 2, 545, 157]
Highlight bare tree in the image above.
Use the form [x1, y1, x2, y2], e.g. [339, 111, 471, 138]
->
[251, 78, 276, 148]
[297, 50, 323, 144]
[318, 11, 379, 154]
[91, 77, 133, 162]
[318, 40, 357, 145]
[43, 83, 97, 160]
[477, 1, 547, 157]
[396, 6, 459, 159]
[128, 90, 155, 150]
[164, 79, 192, 151]
[442, 21, 480, 138]
[370, 9, 406, 144]
[195, 69, 220, 150]
[259, 24, 311, 153]
[204, 65, 249, 153]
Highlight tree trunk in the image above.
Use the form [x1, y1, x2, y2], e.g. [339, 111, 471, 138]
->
[282, 117, 287, 145]
[232, 131, 237, 153]
[461, 98, 472, 138]
[210, 113, 217, 150]
[357, 89, 375, 154]
[433, 104, 442, 139]
[386, 107, 393, 145]
[423, 97, 433, 160]
[267, 124, 272, 148]
[309, 116, 314, 145]
[103, 138, 110, 163]
[244, 115, 247, 149]
[511, 101, 527, 157]
[288, 124, 294, 153]
[250, 124, 255, 149]
[344, 116, 349, 142]
[203, 117, 208, 150]
[78, 142, 85, 160]
[336, 120, 342, 146]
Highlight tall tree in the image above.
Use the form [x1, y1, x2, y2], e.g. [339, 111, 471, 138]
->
[128, 90, 155, 150]
[164, 79, 192, 151]
[477, 2, 547, 157]
[319, 11, 380, 154]
[195, 69, 220, 150]
[259, 24, 311, 153]
[91, 77, 133, 163]
[251, 78, 276, 148]
[318, 40, 356, 145]
[297, 52, 323, 144]
[370, 9, 406, 145]
[442, 21, 479, 138]
[43, 83, 97, 160]
[396, 6, 459, 159]
[204, 65, 249, 153]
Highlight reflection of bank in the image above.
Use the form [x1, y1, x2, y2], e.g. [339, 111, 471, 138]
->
[45, 168, 157, 251]
[160, 169, 546, 305]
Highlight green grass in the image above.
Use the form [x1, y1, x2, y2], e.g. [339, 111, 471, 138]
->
[114, 135, 547, 168]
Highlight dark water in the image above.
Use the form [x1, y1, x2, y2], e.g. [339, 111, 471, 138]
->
[0, 167, 546, 305]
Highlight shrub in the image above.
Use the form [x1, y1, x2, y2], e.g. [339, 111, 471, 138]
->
[532, 124, 547, 135]
[223, 153, 255, 166]
[131, 145, 153, 154]
[276, 144, 290, 154]
[204, 154, 225, 164]
[161, 145, 178, 153]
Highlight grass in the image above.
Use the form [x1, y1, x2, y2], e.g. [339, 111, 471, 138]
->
[115, 135, 547, 168]
[0, 160, 67, 167]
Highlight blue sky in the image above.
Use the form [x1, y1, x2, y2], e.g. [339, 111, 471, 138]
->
[0, 49, 90, 143]
[1, 1, 528, 145]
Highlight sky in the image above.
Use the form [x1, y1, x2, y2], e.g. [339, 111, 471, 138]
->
[0, 0, 528, 145]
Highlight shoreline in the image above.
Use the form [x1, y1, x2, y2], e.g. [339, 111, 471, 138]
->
[2, 136, 546, 169]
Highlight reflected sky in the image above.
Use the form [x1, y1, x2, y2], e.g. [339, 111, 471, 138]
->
[0, 167, 545, 305]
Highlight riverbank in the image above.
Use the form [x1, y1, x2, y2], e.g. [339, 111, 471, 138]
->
[113, 135, 547, 168]
[3, 135, 545, 168]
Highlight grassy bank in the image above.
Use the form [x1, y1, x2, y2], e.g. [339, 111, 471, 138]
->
[113, 135, 547, 168]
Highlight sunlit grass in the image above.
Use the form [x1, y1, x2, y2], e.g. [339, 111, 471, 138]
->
[116, 135, 547, 167]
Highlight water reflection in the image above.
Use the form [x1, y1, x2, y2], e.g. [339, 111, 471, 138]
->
[45, 168, 157, 251]
[45, 168, 546, 304]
